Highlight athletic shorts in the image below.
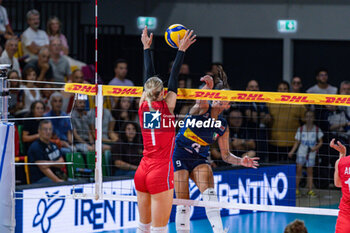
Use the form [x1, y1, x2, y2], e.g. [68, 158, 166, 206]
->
[335, 210, 350, 233]
[296, 151, 316, 167]
[134, 157, 174, 195]
[172, 145, 209, 172]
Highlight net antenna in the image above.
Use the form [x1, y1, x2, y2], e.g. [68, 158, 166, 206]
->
[93, 0, 103, 200]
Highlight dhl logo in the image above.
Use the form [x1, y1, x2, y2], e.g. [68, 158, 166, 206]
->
[279, 95, 310, 103]
[323, 97, 350, 104]
[67, 84, 97, 94]
[107, 87, 141, 95]
[192, 91, 226, 99]
[233, 93, 266, 101]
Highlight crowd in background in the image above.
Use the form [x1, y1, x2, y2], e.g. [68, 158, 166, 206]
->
[2, 5, 349, 189]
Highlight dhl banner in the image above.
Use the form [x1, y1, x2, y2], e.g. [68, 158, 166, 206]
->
[65, 83, 350, 106]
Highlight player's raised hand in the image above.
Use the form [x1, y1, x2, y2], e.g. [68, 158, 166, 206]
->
[200, 75, 214, 89]
[241, 156, 260, 169]
[141, 26, 153, 50]
[178, 30, 196, 52]
[330, 138, 346, 158]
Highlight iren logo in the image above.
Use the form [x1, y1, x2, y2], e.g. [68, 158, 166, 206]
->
[32, 191, 65, 233]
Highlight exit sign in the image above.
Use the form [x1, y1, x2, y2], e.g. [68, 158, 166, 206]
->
[137, 17, 157, 30]
[277, 20, 297, 33]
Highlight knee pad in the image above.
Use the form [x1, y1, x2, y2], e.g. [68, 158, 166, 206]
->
[175, 205, 191, 232]
[150, 225, 168, 233]
[202, 188, 218, 202]
[136, 222, 151, 233]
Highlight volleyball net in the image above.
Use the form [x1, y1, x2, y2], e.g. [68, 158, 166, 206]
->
[9, 80, 347, 232]
[62, 83, 345, 217]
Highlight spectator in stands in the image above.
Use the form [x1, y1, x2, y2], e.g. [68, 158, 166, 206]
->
[306, 68, 337, 94]
[180, 63, 190, 75]
[28, 120, 65, 183]
[111, 97, 137, 132]
[174, 74, 194, 119]
[267, 81, 306, 162]
[284, 219, 308, 233]
[327, 105, 350, 143]
[22, 101, 45, 152]
[243, 80, 271, 126]
[112, 122, 142, 177]
[0, 38, 21, 76]
[228, 108, 256, 158]
[0, 0, 15, 48]
[62, 69, 86, 113]
[291, 76, 303, 93]
[87, 106, 118, 146]
[338, 81, 350, 117]
[24, 47, 54, 81]
[288, 110, 323, 197]
[8, 70, 24, 116]
[178, 74, 187, 88]
[108, 59, 134, 86]
[20, 67, 41, 113]
[46, 16, 69, 55]
[70, 69, 85, 83]
[41, 83, 54, 113]
[49, 38, 71, 82]
[210, 62, 223, 77]
[340, 80, 350, 95]
[45, 92, 72, 154]
[242, 79, 270, 161]
[71, 99, 94, 153]
[21, 9, 49, 61]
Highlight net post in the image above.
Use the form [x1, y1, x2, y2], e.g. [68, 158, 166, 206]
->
[94, 84, 103, 200]
[0, 64, 15, 233]
[0, 64, 11, 121]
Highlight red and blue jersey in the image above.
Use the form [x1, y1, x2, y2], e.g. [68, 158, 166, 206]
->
[138, 100, 175, 160]
[174, 105, 227, 158]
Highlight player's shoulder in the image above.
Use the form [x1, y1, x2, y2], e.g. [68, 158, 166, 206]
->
[218, 115, 227, 125]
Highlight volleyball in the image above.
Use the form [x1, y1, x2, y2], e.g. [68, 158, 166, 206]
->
[164, 24, 187, 48]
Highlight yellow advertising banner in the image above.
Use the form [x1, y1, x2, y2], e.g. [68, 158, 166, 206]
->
[64, 83, 350, 106]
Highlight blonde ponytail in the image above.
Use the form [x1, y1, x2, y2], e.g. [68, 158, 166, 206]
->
[144, 76, 164, 110]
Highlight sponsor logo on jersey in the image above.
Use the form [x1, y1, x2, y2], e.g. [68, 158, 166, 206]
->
[143, 110, 161, 129]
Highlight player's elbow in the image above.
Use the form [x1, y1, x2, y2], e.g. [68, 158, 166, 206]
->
[334, 180, 342, 188]
[334, 181, 341, 188]
[221, 152, 230, 163]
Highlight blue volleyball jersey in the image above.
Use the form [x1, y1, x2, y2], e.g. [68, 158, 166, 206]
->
[175, 105, 228, 158]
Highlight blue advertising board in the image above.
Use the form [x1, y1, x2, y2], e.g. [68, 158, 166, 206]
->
[15, 165, 295, 232]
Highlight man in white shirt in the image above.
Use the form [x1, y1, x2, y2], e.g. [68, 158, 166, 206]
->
[0, 0, 15, 47]
[108, 59, 134, 86]
[0, 37, 21, 76]
[49, 37, 71, 82]
[306, 68, 338, 94]
[21, 9, 49, 61]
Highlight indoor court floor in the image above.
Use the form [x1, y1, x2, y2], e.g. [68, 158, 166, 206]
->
[105, 210, 337, 233]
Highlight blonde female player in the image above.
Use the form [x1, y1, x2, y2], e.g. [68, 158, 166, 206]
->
[134, 26, 196, 233]
[330, 138, 350, 233]
[173, 75, 259, 233]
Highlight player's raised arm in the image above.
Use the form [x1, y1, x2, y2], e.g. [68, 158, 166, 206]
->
[218, 128, 259, 168]
[189, 75, 213, 115]
[141, 26, 155, 84]
[330, 138, 346, 187]
[165, 30, 196, 113]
